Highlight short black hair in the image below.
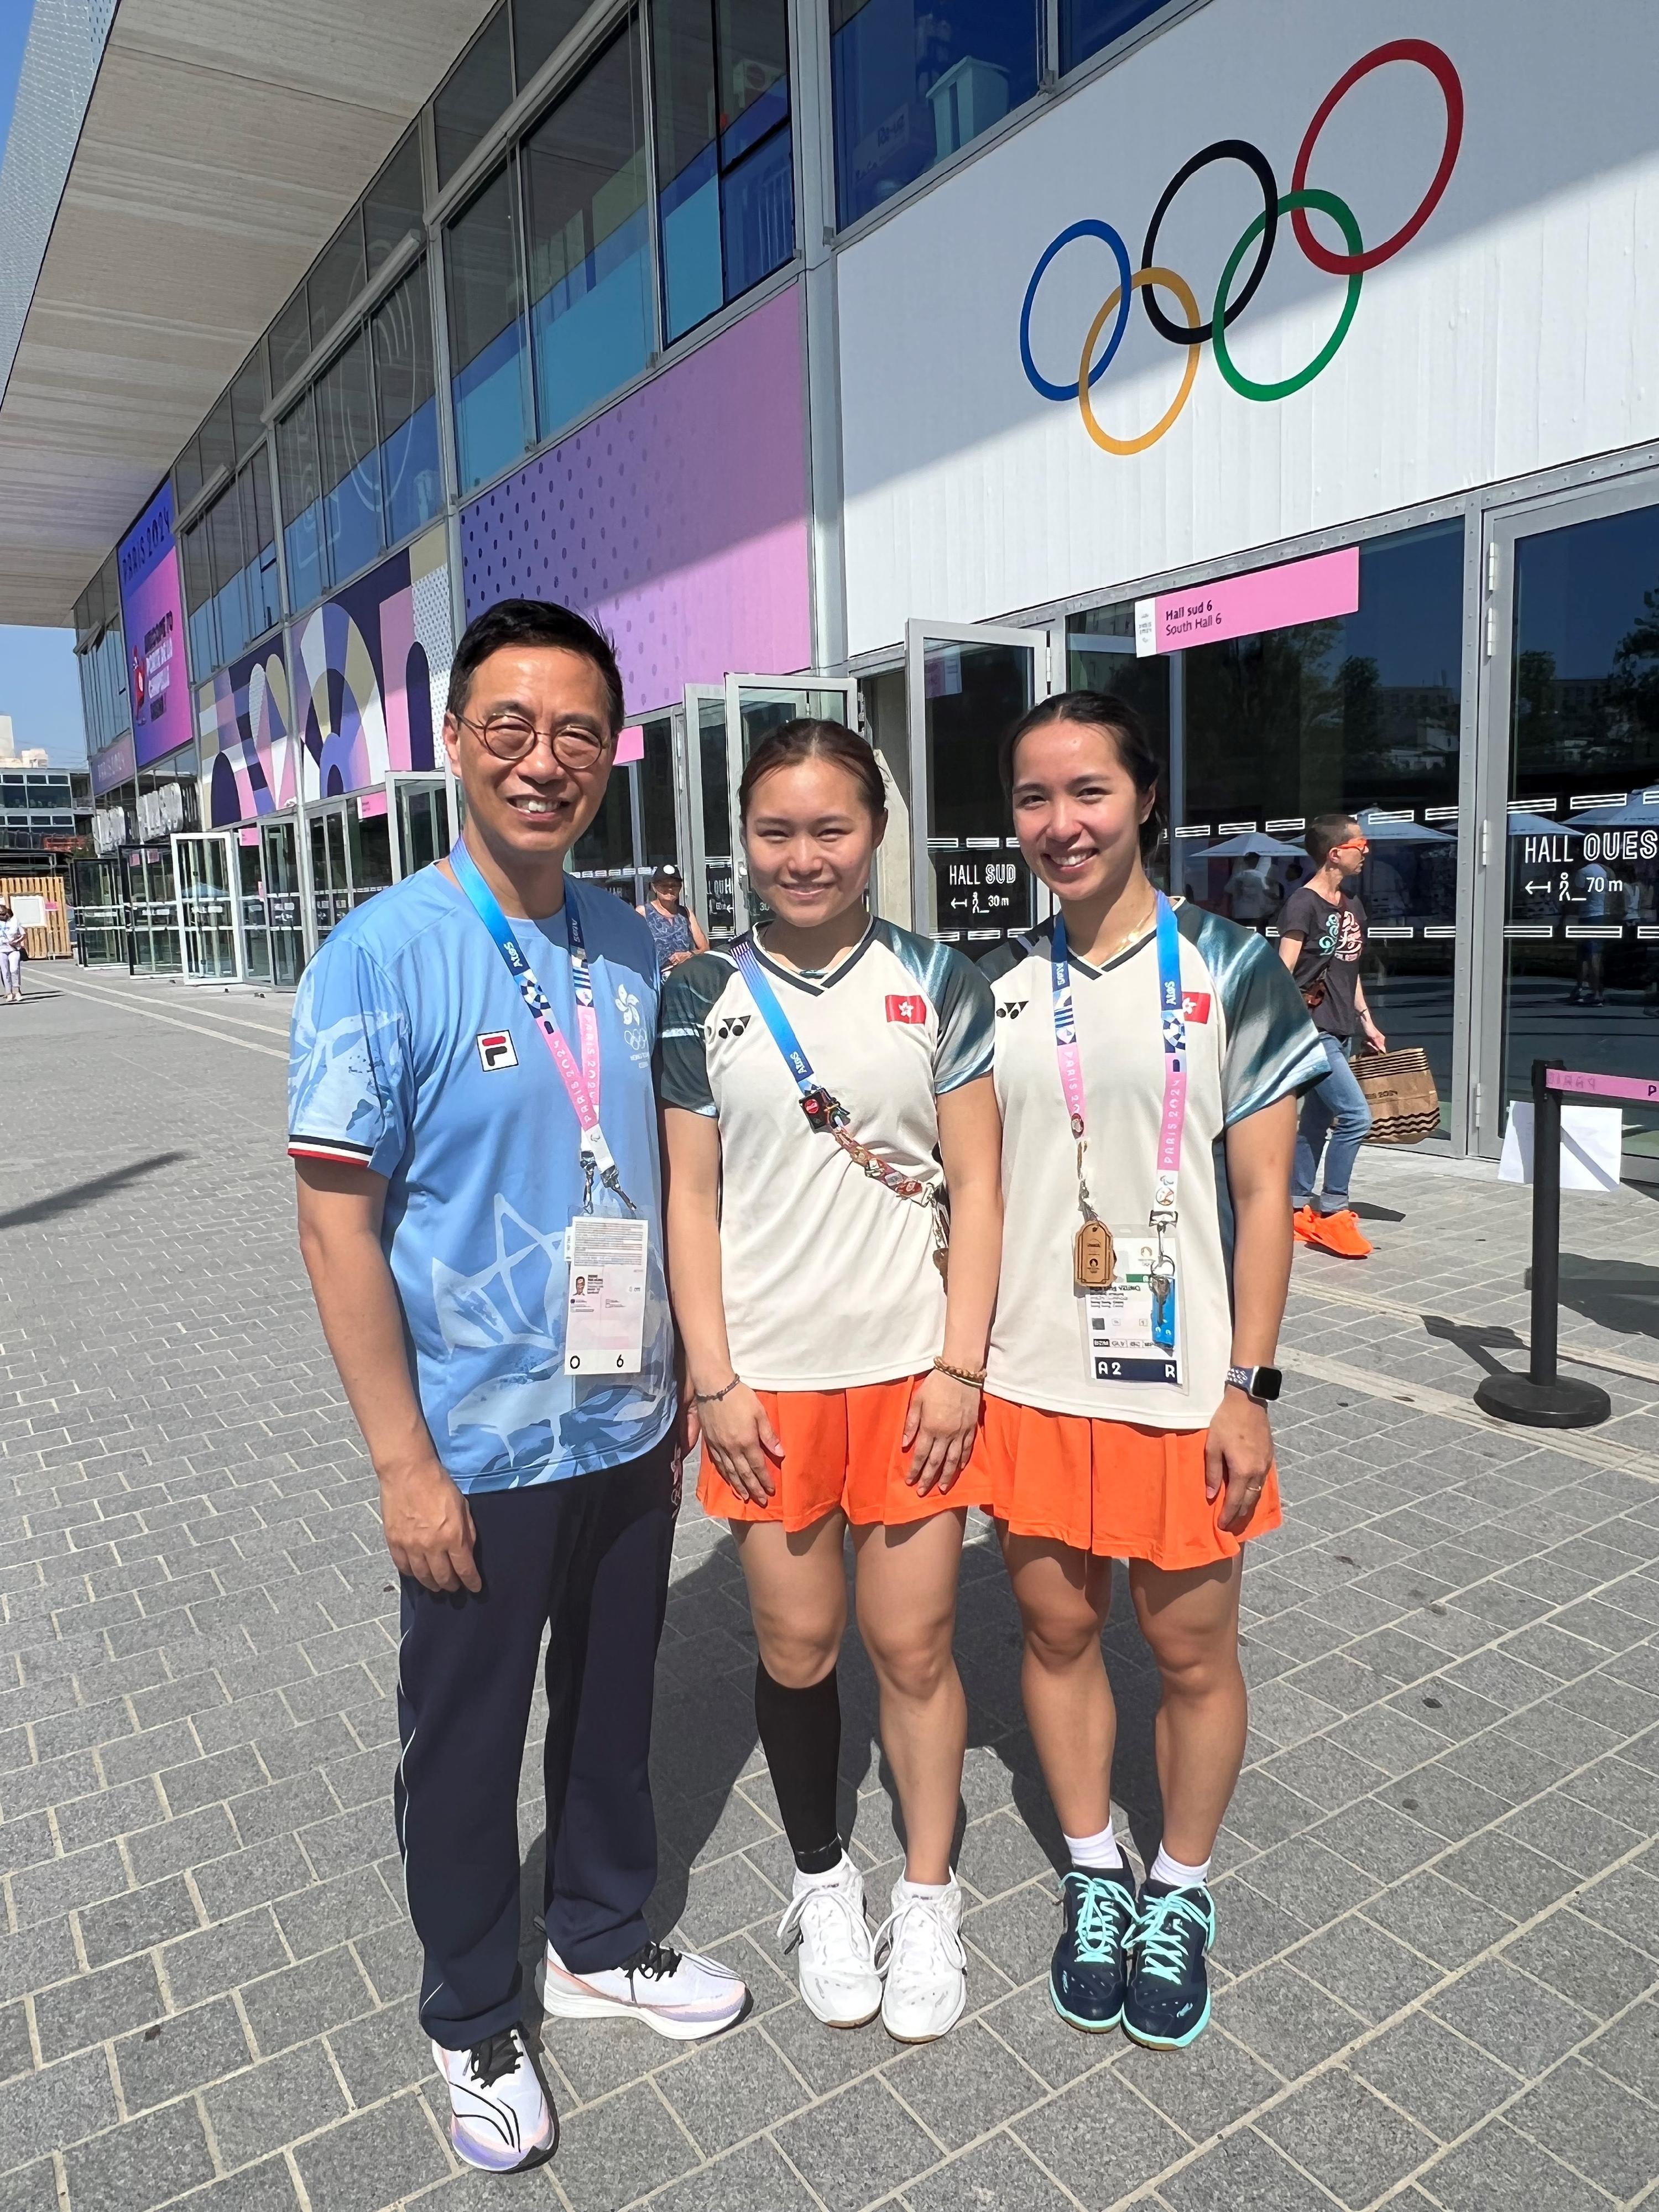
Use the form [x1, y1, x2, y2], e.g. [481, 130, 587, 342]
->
[1307, 811, 1360, 867]
[446, 598, 624, 733]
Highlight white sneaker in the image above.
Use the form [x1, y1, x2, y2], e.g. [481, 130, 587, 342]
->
[875, 1875, 968, 2043]
[432, 2027, 557, 2173]
[776, 1855, 883, 2028]
[538, 1937, 748, 2041]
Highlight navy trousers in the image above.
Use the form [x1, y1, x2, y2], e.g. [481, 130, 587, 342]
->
[394, 1436, 676, 2050]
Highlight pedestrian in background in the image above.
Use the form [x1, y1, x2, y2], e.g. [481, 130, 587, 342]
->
[288, 599, 745, 2179]
[0, 902, 24, 1003]
[979, 692, 1323, 2053]
[638, 861, 707, 975]
[660, 720, 1003, 2045]
[1277, 813, 1385, 1259]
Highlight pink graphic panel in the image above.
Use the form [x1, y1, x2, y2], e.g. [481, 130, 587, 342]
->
[1137, 547, 1360, 656]
[462, 287, 811, 712]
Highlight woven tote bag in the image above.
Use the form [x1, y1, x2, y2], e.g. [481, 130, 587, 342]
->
[1355, 1048, 1440, 1145]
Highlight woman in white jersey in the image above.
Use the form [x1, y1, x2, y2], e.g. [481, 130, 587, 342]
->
[660, 721, 1001, 2044]
[979, 692, 1323, 2052]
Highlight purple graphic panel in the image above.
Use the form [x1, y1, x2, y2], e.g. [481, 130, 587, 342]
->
[461, 286, 811, 711]
[117, 481, 191, 768]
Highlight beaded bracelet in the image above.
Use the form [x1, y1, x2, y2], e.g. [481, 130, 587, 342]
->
[692, 1375, 743, 1406]
[932, 1356, 987, 1388]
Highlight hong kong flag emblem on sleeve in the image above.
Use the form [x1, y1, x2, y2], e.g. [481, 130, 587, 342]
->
[885, 995, 927, 1025]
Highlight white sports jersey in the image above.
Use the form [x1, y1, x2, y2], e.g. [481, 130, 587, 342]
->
[980, 905, 1324, 1427]
[658, 921, 995, 1390]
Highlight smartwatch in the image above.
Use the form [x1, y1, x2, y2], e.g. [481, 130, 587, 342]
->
[1227, 1364, 1282, 1403]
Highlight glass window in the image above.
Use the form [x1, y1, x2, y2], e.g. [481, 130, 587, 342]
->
[652, 0, 793, 343]
[573, 769, 637, 875]
[1077, 520, 1467, 1115]
[207, 479, 249, 669]
[174, 434, 204, 518]
[278, 393, 326, 612]
[231, 349, 267, 462]
[831, 0, 1037, 228]
[523, 15, 653, 442]
[315, 328, 383, 588]
[199, 390, 236, 493]
[309, 212, 368, 347]
[1059, 0, 1166, 74]
[446, 165, 531, 494]
[241, 459, 281, 638]
[366, 128, 425, 277]
[372, 260, 444, 546]
[513, 0, 587, 84]
[639, 713, 678, 865]
[1503, 498, 1659, 1155]
[436, 4, 514, 188]
[270, 288, 311, 394]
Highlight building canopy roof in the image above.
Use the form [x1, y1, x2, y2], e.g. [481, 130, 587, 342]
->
[0, 0, 493, 628]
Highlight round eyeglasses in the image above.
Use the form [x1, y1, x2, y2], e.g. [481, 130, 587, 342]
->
[453, 712, 611, 770]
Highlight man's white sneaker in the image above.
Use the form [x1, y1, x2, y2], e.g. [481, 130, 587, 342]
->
[776, 1855, 883, 2028]
[432, 2027, 557, 2173]
[875, 1875, 968, 2043]
[538, 1937, 748, 2041]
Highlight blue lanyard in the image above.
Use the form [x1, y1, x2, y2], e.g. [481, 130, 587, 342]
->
[1053, 894, 1186, 1347]
[449, 841, 634, 1212]
[729, 935, 851, 1132]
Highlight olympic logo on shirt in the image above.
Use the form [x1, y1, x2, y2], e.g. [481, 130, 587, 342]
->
[1018, 40, 1463, 456]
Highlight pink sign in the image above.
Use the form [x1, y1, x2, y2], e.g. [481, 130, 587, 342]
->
[615, 725, 645, 766]
[1547, 1068, 1659, 1104]
[1135, 546, 1360, 658]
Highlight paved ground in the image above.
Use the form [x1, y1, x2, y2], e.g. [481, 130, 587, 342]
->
[2, 961, 1657, 2212]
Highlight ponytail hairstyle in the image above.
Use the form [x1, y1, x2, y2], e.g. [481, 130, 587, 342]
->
[738, 719, 888, 823]
[1000, 690, 1166, 867]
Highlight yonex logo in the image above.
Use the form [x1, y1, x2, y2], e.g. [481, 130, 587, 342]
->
[476, 1031, 518, 1071]
[996, 1000, 1028, 1020]
[713, 1015, 750, 1040]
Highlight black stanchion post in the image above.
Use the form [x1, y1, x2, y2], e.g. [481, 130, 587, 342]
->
[1476, 1057, 1610, 1429]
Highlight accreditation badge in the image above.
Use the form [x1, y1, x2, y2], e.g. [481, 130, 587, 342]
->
[565, 1215, 650, 1375]
[1079, 1227, 1181, 1389]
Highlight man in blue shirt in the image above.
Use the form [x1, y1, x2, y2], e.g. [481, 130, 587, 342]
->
[289, 601, 746, 2176]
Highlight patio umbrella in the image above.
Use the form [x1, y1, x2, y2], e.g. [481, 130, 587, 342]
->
[1505, 811, 1583, 838]
[1354, 808, 1454, 842]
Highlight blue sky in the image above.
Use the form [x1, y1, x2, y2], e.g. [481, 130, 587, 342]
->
[0, 2, 86, 769]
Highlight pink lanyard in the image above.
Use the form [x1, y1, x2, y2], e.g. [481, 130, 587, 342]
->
[451, 839, 634, 1213]
[1051, 891, 1188, 1227]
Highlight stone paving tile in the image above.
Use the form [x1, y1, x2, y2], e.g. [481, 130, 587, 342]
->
[2, 977, 1658, 2212]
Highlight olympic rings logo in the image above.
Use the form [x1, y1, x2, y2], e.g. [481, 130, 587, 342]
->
[1019, 40, 1463, 456]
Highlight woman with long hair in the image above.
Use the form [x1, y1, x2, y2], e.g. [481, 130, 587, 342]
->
[979, 692, 1323, 2049]
[660, 720, 1002, 2043]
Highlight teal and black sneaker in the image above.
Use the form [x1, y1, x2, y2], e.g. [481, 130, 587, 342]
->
[1122, 1881, 1215, 2049]
[1049, 1865, 1138, 2032]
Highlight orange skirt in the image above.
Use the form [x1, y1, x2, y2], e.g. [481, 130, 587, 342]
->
[978, 1393, 1281, 1569]
[697, 1375, 994, 1532]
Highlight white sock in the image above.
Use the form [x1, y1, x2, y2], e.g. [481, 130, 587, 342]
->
[792, 1853, 853, 1892]
[1063, 1822, 1124, 1871]
[1149, 1844, 1211, 1889]
[895, 1874, 953, 1900]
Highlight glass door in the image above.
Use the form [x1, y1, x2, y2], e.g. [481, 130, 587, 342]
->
[238, 837, 272, 984]
[172, 832, 242, 980]
[260, 817, 305, 985]
[127, 846, 181, 973]
[722, 676, 860, 929]
[308, 804, 351, 944]
[1481, 478, 1659, 1166]
[683, 684, 736, 940]
[905, 620, 1056, 942]
[387, 774, 457, 880]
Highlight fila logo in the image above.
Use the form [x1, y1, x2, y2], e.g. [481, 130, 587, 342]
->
[885, 995, 927, 1025]
[476, 1031, 518, 1072]
[1182, 992, 1212, 1024]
